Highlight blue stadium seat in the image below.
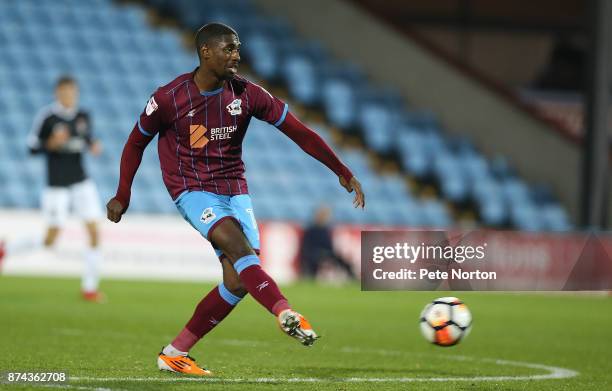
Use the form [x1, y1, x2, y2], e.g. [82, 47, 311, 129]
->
[421, 199, 452, 228]
[19, 6, 53, 27]
[341, 151, 372, 175]
[479, 197, 506, 226]
[398, 129, 430, 178]
[461, 153, 489, 183]
[322, 79, 356, 129]
[359, 103, 394, 153]
[540, 204, 571, 232]
[510, 201, 543, 232]
[243, 33, 278, 80]
[47, 7, 79, 27]
[380, 175, 413, 199]
[283, 54, 318, 106]
[0, 5, 22, 25]
[434, 153, 469, 202]
[473, 177, 508, 226]
[490, 155, 515, 179]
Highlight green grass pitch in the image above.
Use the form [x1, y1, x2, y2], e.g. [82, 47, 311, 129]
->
[1, 275, 611, 390]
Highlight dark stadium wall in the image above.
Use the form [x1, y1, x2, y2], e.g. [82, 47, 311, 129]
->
[408, 27, 553, 87]
[350, 0, 588, 90]
[254, 0, 609, 225]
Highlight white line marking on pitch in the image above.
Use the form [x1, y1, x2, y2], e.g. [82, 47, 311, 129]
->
[70, 346, 578, 384]
[49, 331, 579, 384]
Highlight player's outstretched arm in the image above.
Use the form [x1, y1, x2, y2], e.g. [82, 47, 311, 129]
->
[106, 125, 154, 223]
[277, 112, 365, 209]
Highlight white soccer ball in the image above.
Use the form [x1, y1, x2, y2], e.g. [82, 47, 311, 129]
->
[419, 297, 472, 346]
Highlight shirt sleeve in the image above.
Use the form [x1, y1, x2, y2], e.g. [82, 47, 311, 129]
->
[82, 112, 94, 145]
[248, 82, 289, 126]
[113, 88, 166, 208]
[37, 120, 54, 146]
[137, 89, 168, 137]
[27, 108, 52, 153]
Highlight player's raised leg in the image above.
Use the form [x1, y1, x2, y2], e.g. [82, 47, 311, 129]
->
[210, 218, 318, 346]
[158, 258, 245, 375]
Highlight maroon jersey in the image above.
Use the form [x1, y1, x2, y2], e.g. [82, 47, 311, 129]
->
[137, 70, 287, 199]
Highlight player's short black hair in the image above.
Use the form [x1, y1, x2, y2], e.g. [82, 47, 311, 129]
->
[56, 75, 77, 88]
[195, 22, 238, 56]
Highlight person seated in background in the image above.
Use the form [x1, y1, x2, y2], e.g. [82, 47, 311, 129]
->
[300, 205, 356, 280]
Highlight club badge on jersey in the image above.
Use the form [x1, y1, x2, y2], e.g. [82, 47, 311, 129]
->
[226, 99, 242, 116]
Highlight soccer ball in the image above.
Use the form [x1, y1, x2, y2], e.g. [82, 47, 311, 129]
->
[419, 297, 472, 346]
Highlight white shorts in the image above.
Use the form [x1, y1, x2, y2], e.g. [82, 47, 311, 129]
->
[42, 179, 103, 227]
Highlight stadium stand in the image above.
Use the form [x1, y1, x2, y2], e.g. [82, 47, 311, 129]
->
[0, 0, 572, 231]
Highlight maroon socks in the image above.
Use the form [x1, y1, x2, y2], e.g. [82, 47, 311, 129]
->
[171, 255, 291, 353]
[171, 283, 242, 352]
[234, 255, 290, 316]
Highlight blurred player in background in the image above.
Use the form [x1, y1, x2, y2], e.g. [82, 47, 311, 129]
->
[0, 76, 105, 303]
[105, 23, 365, 375]
[300, 205, 356, 280]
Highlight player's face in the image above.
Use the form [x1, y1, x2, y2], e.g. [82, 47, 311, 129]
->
[56, 83, 79, 109]
[205, 34, 241, 79]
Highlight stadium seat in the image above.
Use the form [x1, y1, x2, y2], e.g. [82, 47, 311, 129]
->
[398, 129, 429, 178]
[540, 204, 572, 231]
[434, 153, 468, 202]
[421, 199, 452, 228]
[359, 103, 395, 153]
[473, 177, 507, 226]
[244, 33, 279, 80]
[283, 54, 318, 106]
[510, 201, 543, 232]
[322, 79, 356, 129]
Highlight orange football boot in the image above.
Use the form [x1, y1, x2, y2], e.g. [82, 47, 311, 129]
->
[277, 309, 319, 346]
[157, 352, 212, 376]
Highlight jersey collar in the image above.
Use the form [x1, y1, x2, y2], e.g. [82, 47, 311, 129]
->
[52, 102, 78, 120]
[192, 67, 226, 96]
[200, 86, 224, 96]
